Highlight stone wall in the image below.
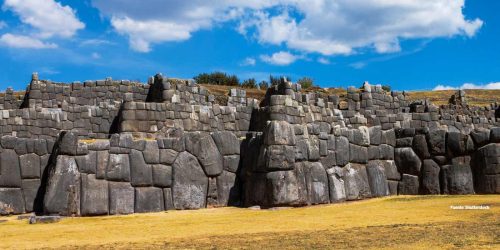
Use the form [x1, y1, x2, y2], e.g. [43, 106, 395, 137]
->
[1, 74, 499, 216]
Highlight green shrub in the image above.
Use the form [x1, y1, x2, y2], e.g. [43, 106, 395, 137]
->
[242, 78, 257, 89]
[297, 77, 314, 89]
[259, 80, 269, 90]
[382, 85, 391, 92]
[194, 72, 240, 86]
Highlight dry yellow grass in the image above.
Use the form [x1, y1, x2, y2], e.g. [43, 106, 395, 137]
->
[0, 195, 498, 249]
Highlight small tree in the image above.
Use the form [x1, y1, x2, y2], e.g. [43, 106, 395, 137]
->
[269, 75, 281, 86]
[242, 78, 257, 88]
[382, 85, 391, 92]
[297, 77, 314, 89]
[259, 80, 269, 90]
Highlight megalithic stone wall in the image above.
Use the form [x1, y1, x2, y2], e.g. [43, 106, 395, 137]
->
[1, 73, 499, 216]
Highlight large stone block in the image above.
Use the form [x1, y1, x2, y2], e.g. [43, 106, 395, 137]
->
[490, 128, 500, 143]
[369, 126, 382, 145]
[446, 132, 472, 157]
[0, 149, 21, 187]
[471, 129, 490, 147]
[96, 151, 109, 179]
[152, 164, 172, 187]
[335, 136, 350, 166]
[19, 153, 41, 179]
[441, 161, 474, 195]
[265, 145, 295, 170]
[223, 155, 240, 173]
[109, 182, 134, 215]
[326, 167, 346, 202]
[0, 188, 25, 215]
[349, 144, 368, 164]
[44, 155, 81, 216]
[212, 131, 241, 155]
[366, 161, 388, 197]
[472, 143, 500, 194]
[265, 170, 307, 207]
[185, 133, 223, 177]
[75, 151, 97, 174]
[143, 141, 160, 164]
[264, 120, 296, 146]
[21, 179, 40, 213]
[129, 149, 152, 186]
[159, 149, 178, 165]
[420, 159, 440, 194]
[163, 188, 175, 210]
[216, 171, 239, 206]
[59, 132, 78, 155]
[304, 162, 329, 204]
[106, 154, 130, 181]
[134, 187, 164, 213]
[394, 147, 421, 176]
[172, 152, 208, 209]
[427, 130, 446, 155]
[342, 164, 371, 200]
[412, 134, 430, 159]
[398, 174, 419, 195]
[81, 174, 109, 216]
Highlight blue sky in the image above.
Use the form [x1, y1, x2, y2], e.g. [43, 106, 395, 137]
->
[0, 0, 498, 91]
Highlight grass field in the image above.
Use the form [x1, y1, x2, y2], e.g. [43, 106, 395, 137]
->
[0, 195, 498, 249]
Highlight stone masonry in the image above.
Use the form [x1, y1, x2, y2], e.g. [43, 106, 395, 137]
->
[0, 73, 499, 216]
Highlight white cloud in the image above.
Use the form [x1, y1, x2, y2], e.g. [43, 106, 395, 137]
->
[318, 57, 331, 65]
[92, 0, 482, 55]
[91, 52, 101, 59]
[3, 0, 85, 38]
[80, 39, 114, 47]
[241, 57, 256, 66]
[433, 82, 500, 90]
[260, 51, 298, 66]
[0, 33, 57, 49]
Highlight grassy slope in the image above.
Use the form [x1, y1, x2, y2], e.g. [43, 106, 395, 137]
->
[0, 195, 498, 249]
[200, 84, 500, 107]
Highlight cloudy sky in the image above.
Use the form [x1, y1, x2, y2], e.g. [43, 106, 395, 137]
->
[0, 0, 498, 90]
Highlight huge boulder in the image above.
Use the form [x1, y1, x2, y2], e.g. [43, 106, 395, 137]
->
[152, 164, 172, 187]
[134, 187, 164, 213]
[427, 130, 446, 155]
[0, 188, 25, 215]
[212, 131, 241, 155]
[0, 149, 21, 187]
[342, 164, 371, 200]
[44, 155, 81, 216]
[265, 170, 307, 207]
[412, 135, 430, 159]
[335, 136, 350, 166]
[472, 143, 500, 194]
[172, 152, 208, 209]
[395, 147, 421, 176]
[185, 133, 223, 177]
[265, 145, 295, 170]
[109, 182, 134, 215]
[21, 179, 41, 213]
[106, 154, 130, 182]
[420, 159, 440, 194]
[263, 120, 296, 146]
[80, 174, 109, 216]
[398, 174, 419, 195]
[19, 153, 41, 178]
[216, 171, 239, 206]
[304, 162, 329, 204]
[366, 161, 388, 197]
[129, 149, 152, 186]
[326, 167, 346, 202]
[441, 158, 474, 194]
